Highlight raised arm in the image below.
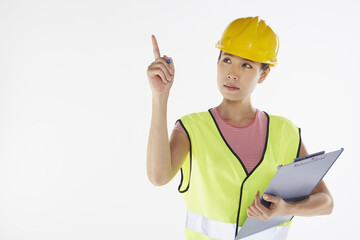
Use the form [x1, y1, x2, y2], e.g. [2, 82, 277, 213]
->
[146, 35, 189, 186]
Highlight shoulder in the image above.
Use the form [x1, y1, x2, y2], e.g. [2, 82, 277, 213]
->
[179, 109, 212, 122]
[266, 112, 300, 139]
[178, 109, 215, 133]
[266, 113, 302, 163]
[266, 112, 298, 129]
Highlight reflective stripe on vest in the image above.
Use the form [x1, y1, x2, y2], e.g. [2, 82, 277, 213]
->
[186, 210, 239, 240]
[178, 110, 301, 240]
[186, 210, 290, 240]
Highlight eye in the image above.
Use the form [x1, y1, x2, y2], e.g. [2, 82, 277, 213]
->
[223, 57, 231, 63]
[242, 63, 252, 68]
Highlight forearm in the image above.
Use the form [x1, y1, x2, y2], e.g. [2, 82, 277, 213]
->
[286, 192, 334, 216]
[147, 95, 172, 186]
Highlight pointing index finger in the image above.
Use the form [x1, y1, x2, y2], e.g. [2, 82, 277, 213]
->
[151, 35, 161, 60]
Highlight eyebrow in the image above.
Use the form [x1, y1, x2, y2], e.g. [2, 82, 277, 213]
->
[222, 53, 255, 63]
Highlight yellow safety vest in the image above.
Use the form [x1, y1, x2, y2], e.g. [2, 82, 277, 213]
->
[177, 110, 301, 240]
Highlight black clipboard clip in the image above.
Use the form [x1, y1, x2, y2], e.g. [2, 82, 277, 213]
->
[292, 151, 325, 163]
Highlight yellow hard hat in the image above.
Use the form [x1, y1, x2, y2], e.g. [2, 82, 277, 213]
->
[216, 16, 279, 67]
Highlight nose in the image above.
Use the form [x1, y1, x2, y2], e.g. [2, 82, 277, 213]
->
[227, 73, 238, 81]
[227, 64, 240, 80]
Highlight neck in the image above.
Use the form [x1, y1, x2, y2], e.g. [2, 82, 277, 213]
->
[217, 98, 256, 123]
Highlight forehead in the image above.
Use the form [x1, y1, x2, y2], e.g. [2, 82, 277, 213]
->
[222, 52, 255, 63]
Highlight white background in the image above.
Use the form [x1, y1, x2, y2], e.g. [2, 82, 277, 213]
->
[0, 0, 359, 239]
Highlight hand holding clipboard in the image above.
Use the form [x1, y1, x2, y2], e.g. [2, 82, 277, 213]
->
[235, 148, 344, 239]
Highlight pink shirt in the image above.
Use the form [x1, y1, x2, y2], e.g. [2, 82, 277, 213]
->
[173, 107, 268, 173]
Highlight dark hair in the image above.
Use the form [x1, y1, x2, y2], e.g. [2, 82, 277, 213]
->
[217, 50, 269, 71]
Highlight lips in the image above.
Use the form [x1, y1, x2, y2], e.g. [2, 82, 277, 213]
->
[224, 84, 239, 91]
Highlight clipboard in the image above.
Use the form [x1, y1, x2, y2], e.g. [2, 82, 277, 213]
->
[235, 148, 344, 239]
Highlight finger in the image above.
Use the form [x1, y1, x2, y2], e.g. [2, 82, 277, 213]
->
[152, 35, 161, 60]
[263, 194, 279, 204]
[163, 55, 174, 74]
[150, 68, 168, 84]
[150, 62, 172, 81]
[247, 208, 256, 218]
[249, 205, 267, 221]
[169, 57, 174, 70]
[166, 56, 175, 75]
[156, 57, 172, 76]
[254, 191, 268, 212]
[249, 204, 263, 217]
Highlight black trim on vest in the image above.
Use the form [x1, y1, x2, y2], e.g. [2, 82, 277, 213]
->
[297, 128, 302, 158]
[177, 119, 192, 193]
[234, 111, 270, 238]
[208, 109, 249, 176]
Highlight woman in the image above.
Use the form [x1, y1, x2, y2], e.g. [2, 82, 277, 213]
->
[146, 16, 333, 240]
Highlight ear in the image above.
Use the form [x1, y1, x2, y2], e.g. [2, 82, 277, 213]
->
[258, 67, 270, 84]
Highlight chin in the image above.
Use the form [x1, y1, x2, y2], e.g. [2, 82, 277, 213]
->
[222, 95, 242, 102]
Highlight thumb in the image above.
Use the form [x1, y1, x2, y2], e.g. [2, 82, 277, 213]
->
[263, 194, 280, 204]
[164, 55, 175, 74]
